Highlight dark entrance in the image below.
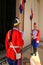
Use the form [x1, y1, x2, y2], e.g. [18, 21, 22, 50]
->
[0, 0, 16, 50]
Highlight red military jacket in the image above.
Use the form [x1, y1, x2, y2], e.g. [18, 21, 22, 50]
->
[36, 30, 40, 43]
[32, 29, 40, 43]
[5, 28, 24, 60]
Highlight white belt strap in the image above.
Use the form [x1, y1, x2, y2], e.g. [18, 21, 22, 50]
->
[10, 42, 21, 59]
[10, 45, 19, 48]
[10, 42, 18, 54]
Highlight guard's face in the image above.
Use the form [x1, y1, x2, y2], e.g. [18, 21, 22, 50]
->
[34, 24, 37, 29]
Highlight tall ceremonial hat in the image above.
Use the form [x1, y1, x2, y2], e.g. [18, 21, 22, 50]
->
[13, 17, 20, 26]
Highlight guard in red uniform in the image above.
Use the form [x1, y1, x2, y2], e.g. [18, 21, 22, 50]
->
[5, 17, 24, 65]
[31, 22, 40, 56]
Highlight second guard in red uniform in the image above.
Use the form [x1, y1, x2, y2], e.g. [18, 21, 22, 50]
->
[31, 22, 40, 56]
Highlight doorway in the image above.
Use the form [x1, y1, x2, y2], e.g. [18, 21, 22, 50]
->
[0, 0, 16, 50]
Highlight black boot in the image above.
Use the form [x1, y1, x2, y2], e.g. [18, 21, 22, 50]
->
[31, 53, 33, 55]
[35, 52, 36, 56]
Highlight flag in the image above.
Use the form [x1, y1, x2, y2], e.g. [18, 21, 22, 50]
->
[19, 0, 26, 14]
[30, 8, 33, 20]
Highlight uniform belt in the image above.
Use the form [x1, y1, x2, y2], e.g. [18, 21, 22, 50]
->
[10, 45, 19, 48]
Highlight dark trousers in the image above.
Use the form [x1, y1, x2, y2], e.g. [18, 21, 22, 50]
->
[7, 58, 18, 65]
[33, 47, 37, 55]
